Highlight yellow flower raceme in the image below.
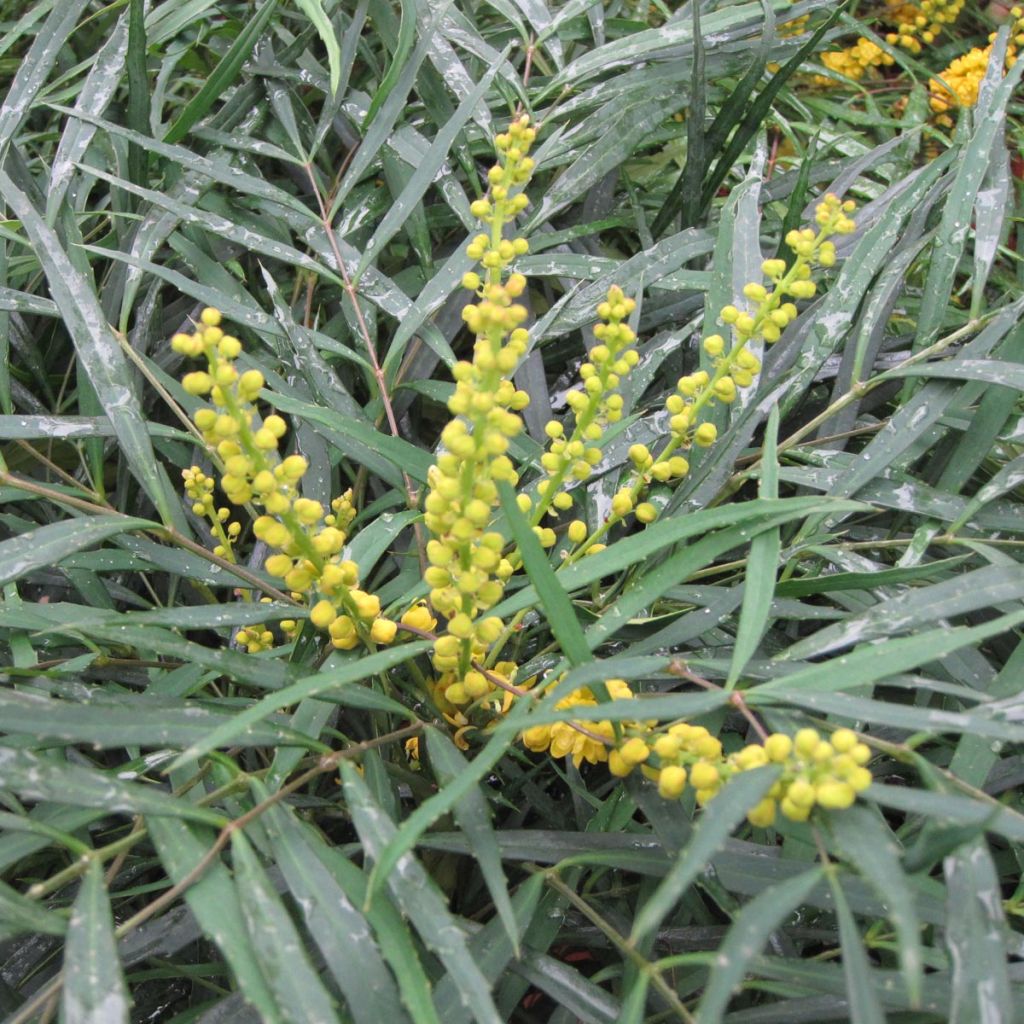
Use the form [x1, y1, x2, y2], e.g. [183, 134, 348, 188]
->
[815, 0, 964, 86]
[586, 195, 855, 545]
[423, 114, 536, 704]
[182, 466, 240, 561]
[535, 286, 640, 541]
[172, 309, 394, 650]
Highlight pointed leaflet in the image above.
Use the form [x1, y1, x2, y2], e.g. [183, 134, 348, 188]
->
[0, 0, 91, 154]
[147, 817, 279, 1021]
[827, 871, 887, 1024]
[828, 807, 923, 1007]
[255, 783, 409, 1024]
[944, 840, 1013, 1023]
[342, 761, 504, 1024]
[0, 515, 154, 589]
[231, 830, 339, 1024]
[426, 729, 519, 953]
[62, 859, 130, 1024]
[696, 868, 825, 1021]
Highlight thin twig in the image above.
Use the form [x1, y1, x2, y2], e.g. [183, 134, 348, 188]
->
[667, 660, 769, 741]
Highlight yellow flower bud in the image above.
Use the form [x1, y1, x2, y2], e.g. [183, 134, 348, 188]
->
[635, 502, 657, 524]
[567, 519, 588, 544]
[310, 600, 337, 629]
[689, 762, 720, 790]
[657, 765, 687, 799]
[703, 334, 725, 357]
[746, 798, 777, 828]
[370, 618, 397, 644]
[764, 733, 793, 762]
[694, 422, 717, 447]
[265, 554, 292, 577]
[611, 490, 633, 518]
[831, 728, 857, 753]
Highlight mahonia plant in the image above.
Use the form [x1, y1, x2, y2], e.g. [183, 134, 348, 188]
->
[172, 311, 396, 652]
[167, 117, 874, 830]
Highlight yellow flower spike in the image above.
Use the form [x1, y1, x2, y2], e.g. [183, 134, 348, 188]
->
[420, 116, 545, 691]
[531, 284, 641, 527]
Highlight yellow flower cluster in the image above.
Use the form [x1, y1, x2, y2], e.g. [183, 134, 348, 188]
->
[817, 0, 964, 85]
[884, 0, 965, 54]
[523, 682, 874, 824]
[522, 679, 636, 767]
[182, 466, 240, 561]
[779, 0, 810, 39]
[423, 113, 536, 706]
[656, 194, 854, 466]
[172, 309, 395, 650]
[929, 8, 1024, 125]
[609, 721, 873, 826]
[535, 287, 640, 544]
[819, 38, 894, 82]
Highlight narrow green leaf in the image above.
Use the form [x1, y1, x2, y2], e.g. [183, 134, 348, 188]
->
[0, 515, 154, 589]
[499, 480, 590, 666]
[491, 497, 863, 621]
[0, 747, 225, 826]
[311, 841, 443, 1024]
[164, 0, 280, 144]
[356, 52, 506, 278]
[147, 817, 279, 1021]
[0, 168, 180, 524]
[168, 641, 429, 768]
[944, 840, 1013, 1022]
[62, 859, 129, 1024]
[827, 871, 887, 1024]
[342, 762, 505, 1024]
[0, 877, 66, 939]
[0, 0, 91, 154]
[257, 788, 410, 1024]
[759, 608, 1024, 694]
[913, 41, 1024, 351]
[829, 806, 923, 1007]
[696, 867, 825, 1021]
[727, 404, 781, 686]
[231, 830, 339, 1024]
[0, 688, 313, 750]
[294, 0, 342, 93]
[426, 728, 519, 953]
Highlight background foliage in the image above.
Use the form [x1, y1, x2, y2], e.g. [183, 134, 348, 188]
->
[1, 0, 1023, 1021]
